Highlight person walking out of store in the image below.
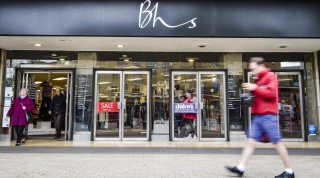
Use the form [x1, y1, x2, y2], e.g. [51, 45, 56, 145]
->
[49, 87, 66, 139]
[225, 57, 295, 178]
[6, 88, 35, 146]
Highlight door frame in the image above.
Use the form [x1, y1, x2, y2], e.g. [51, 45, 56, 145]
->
[169, 69, 229, 141]
[92, 69, 152, 141]
[13, 67, 76, 140]
[245, 69, 306, 141]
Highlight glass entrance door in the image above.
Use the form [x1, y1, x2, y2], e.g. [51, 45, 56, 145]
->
[17, 69, 73, 140]
[94, 71, 150, 140]
[277, 72, 304, 140]
[247, 71, 304, 141]
[171, 71, 227, 141]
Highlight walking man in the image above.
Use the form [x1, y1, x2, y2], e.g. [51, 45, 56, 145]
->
[226, 57, 294, 178]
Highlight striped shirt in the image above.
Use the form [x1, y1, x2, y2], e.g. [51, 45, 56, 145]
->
[29, 82, 37, 100]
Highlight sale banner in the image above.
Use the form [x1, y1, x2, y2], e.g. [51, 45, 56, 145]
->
[97, 102, 119, 112]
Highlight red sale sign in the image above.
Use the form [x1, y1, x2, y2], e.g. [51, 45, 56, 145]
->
[97, 102, 119, 112]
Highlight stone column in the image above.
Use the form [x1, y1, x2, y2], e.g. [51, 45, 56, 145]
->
[220, 53, 246, 140]
[304, 53, 319, 141]
[0, 49, 6, 137]
[73, 52, 96, 141]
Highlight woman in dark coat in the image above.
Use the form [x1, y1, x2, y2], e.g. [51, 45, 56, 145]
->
[49, 87, 66, 139]
[6, 88, 35, 146]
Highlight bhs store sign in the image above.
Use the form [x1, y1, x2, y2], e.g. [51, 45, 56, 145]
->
[139, 0, 197, 29]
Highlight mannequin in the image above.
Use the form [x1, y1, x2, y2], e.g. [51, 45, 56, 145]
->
[140, 96, 147, 128]
[153, 82, 163, 124]
[40, 74, 53, 121]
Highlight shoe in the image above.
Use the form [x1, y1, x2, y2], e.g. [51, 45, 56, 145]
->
[275, 171, 295, 178]
[15, 143, 21, 146]
[186, 134, 192, 139]
[193, 135, 197, 139]
[54, 136, 60, 139]
[225, 166, 244, 177]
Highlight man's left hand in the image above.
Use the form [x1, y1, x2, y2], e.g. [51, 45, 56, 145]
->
[242, 83, 257, 91]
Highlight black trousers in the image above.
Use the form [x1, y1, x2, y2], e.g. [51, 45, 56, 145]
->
[14, 126, 25, 143]
[53, 115, 63, 138]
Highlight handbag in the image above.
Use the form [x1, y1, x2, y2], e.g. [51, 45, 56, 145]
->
[21, 103, 34, 123]
[25, 111, 34, 123]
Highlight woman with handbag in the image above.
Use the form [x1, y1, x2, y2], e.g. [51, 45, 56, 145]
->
[6, 88, 35, 146]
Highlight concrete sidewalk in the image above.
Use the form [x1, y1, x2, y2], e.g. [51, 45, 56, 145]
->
[1, 141, 319, 178]
[0, 151, 319, 178]
[1, 139, 320, 149]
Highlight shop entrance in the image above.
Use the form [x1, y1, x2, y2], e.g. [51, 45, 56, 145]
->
[94, 70, 150, 140]
[171, 71, 227, 141]
[248, 71, 305, 141]
[15, 69, 74, 140]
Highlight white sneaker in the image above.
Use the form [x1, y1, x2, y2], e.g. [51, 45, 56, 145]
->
[186, 134, 192, 139]
[193, 135, 197, 139]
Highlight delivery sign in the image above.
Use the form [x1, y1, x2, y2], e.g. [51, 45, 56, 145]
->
[97, 102, 119, 112]
[174, 103, 197, 113]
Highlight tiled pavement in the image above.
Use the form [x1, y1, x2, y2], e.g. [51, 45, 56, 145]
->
[0, 140, 319, 178]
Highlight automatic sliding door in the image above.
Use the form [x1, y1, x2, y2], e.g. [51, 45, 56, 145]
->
[95, 71, 121, 139]
[199, 72, 226, 140]
[171, 71, 227, 141]
[123, 72, 149, 140]
[277, 72, 304, 140]
[94, 71, 150, 140]
[172, 72, 198, 140]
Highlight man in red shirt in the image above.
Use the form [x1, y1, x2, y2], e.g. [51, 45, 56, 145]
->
[226, 57, 294, 178]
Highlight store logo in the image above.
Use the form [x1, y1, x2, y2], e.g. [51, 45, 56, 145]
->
[174, 103, 197, 113]
[139, 0, 197, 29]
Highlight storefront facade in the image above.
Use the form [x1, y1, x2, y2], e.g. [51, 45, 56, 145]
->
[0, 0, 320, 142]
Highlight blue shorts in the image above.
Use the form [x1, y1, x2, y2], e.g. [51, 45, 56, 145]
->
[248, 114, 282, 144]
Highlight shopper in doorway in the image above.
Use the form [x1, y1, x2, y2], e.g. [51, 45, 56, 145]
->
[6, 88, 35, 146]
[49, 87, 66, 139]
[225, 57, 294, 178]
[182, 89, 197, 139]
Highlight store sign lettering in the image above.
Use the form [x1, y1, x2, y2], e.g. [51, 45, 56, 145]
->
[174, 103, 197, 113]
[97, 102, 119, 113]
[139, 0, 197, 29]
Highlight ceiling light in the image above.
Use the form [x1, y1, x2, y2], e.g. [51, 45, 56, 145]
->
[52, 54, 57, 57]
[34, 43, 42, 47]
[117, 44, 124, 48]
[99, 82, 111, 85]
[126, 78, 143, 81]
[52, 77, 68, 81]
[34, 81, 42, 84]
[59, 58, 65, 61]
[186, 57, 198, 62]
[124, 59, 130, 62]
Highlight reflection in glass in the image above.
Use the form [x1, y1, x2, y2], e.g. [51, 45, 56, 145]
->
[173, 74, 198, 139]
[200, 74, 225, 138]
[278, 74, 302, 139]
